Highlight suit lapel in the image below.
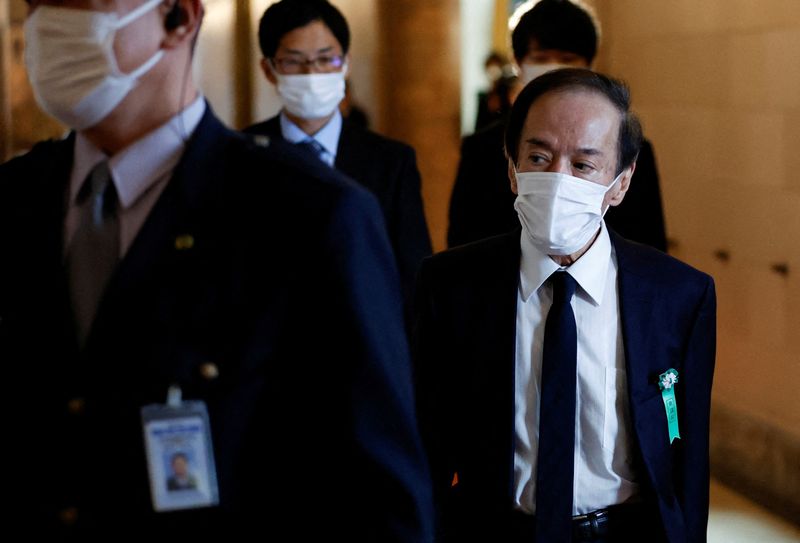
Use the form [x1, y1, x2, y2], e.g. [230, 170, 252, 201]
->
[88, 108, 233, 351]
[334, 120, 365, 180]
[613, 233, 682, 524]
[259, 116, 284, 141]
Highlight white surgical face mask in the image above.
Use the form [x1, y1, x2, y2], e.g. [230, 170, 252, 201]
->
[273, 64, 347, 120]
[514, 170, 622, 256]
[519, 62, 572, 87]
[24, 0, 165, 130]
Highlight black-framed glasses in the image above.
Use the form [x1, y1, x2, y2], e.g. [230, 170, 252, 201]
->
[271, 55, 345, 75]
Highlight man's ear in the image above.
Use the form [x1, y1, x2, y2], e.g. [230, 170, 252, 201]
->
[508, 157, 519, 195]
[260, 58, 278, 85]
[161, 0, 203, 49]
[606, 161, 636, 207]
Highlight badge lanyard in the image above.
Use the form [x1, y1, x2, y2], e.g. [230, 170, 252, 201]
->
[141, 385, 220, 512]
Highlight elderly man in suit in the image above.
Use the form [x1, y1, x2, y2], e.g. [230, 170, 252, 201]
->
[1, 0, 432, 540]
[245, 0, 432, 312]
[414, 69, 716, 542]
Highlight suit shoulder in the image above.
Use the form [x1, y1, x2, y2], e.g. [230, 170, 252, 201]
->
[0, 137, 66, 172]
[0, 137, 71, 198]
[462, 120, 505, 146]
[424, 231, 519, 275]
[231, 129, 377, 207]
[242, 115, 281, 137]
[346, 123, 415, 157]
[614, 235, 713, 288]
[460, 121, 506, 162]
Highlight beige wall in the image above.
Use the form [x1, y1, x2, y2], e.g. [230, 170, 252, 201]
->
[594, 0, 799, 519]
[376, 0, 461, 252]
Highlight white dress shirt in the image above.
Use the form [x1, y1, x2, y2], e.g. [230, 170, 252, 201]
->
[279, 110, 341, 167]
[513, 222, 640, 515]
[65, 97, 206, 258]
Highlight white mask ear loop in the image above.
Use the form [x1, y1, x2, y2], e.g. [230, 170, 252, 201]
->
[110, 0, 166, 78]
[114, 0, 165, 28]
[124, 48, 165, 79]
[601, 170, 625, 217]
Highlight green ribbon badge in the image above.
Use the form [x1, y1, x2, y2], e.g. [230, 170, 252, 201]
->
[658, 368, 681, 444]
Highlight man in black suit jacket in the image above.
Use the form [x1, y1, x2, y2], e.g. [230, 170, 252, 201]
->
[415, 69, 716, 542]
[245, 0, 431, 310]
[448, 0, 667, 252]
[2, 1, 432, 540]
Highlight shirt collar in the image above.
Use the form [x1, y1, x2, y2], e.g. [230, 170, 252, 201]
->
[519, 222, 613, 306]
[279, 109, 342, 159]
[70, 96, 206, 210]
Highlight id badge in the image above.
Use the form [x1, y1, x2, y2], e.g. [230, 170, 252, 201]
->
[141, 386, 219, 512]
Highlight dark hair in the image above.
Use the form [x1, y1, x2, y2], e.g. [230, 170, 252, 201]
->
[258, 0, 350, 59]
[171, 452, 188, 463]
[505, 68, 642, 174]
[511, 0, 598, 65]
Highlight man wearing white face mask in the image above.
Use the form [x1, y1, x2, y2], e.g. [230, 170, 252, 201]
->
[448, 0, 667, 254]
[414, 69, 716, 542]
[0, 0, 433, 540]
[245, 0, 432, 316]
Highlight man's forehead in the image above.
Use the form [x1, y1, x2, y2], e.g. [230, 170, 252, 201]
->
[277, 20, 342, 50]
[522, 89, 620, 152]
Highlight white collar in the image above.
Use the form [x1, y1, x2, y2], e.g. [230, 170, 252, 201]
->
[279, 109, 342, 158]
[70, 96, 206, 210]
[519, 221, 613, 306]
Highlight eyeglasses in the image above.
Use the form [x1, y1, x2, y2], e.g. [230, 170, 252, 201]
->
[271, 55, 345, 75]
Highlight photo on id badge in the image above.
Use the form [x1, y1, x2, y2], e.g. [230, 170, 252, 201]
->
[144, 416, 216, 512]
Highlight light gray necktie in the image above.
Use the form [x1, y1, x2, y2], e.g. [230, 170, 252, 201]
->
[67, 160, 119, 346]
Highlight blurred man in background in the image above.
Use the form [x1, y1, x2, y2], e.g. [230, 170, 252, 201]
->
[448, 0, 667, 252]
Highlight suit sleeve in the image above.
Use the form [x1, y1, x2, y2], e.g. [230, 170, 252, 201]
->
[447, 136, 480, 248]
[390, 145, 432, 313]
[324, 185, 434, 543]
[678, 275, 717, 542]
[411, 259, 456, 541]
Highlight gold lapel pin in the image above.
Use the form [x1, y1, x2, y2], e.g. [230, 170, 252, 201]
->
[199, 362, 220, 381]
[175, 234, 195, 251]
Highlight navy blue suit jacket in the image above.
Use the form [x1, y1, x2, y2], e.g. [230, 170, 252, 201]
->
[413, 229, 715, 542]
[0, 108, 433, 541]
[244, 115, 432, 312]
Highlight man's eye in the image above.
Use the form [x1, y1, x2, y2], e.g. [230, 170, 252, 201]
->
[530, 155, 547, 164]
[574, 162, 593, 171]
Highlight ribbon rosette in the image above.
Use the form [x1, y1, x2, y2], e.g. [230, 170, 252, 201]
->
[658, 368, 681, 444]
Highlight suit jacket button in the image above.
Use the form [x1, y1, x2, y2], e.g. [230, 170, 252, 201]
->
[59, 507, 79, 526]
[67, 398, 86, 415]
[199, 362, 219, 381]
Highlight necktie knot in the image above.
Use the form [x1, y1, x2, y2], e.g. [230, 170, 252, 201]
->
[295, 138, 325, 160]
[77, 160, 117, 222]
[551, 271, 577, 306]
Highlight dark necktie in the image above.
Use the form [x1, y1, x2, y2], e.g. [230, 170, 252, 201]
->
[66, 160, 119, 346]
[295, 138, 325, 161]
[535, 271, 578, 542]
